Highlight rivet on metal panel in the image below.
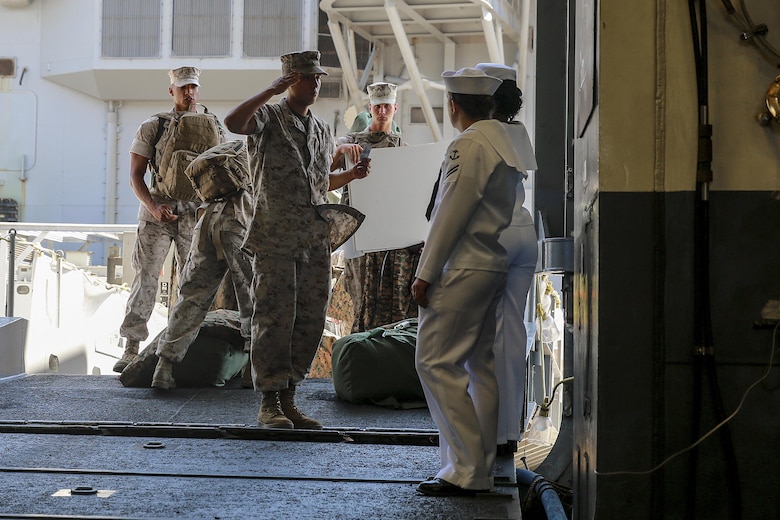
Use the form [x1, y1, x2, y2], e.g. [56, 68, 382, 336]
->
[70, 486, 98, 495]
[337, 431, 354, 443]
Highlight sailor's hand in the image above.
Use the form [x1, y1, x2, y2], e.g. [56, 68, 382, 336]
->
[411, 278, 430, 308]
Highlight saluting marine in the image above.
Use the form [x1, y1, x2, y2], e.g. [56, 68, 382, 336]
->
[225, 50, 368, 430]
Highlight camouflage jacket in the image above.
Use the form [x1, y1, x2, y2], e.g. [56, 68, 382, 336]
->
[243, 99, 335, 260]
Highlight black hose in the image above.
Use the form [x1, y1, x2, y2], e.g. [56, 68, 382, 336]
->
[718, 0, 780, 65]
[685, 1, 743, 518]
[737, 0, 780, 59]
[516, 469, 568, 520]
[688, 0, 706, 107]
[690, 0, 719, 508]
[5, 229, 16, 317]
[719, 0, 736, 15]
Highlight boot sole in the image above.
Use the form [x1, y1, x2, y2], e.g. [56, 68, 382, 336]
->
[112, 361, 129, 373]
[258, 421, 294, 429]
[290, 420, 323, 430]
[151, 378, 176, 390]
[112, 354, 138, 373]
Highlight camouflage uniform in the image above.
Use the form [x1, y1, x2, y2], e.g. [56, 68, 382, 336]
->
[243, 99, 334, 391]
[120, 111, 221, 342]
[335, 130, 419, 332]
[155, 191, 253, 362]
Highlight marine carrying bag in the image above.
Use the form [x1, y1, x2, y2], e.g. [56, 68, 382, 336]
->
[151, 110, 221, 202]
[185, 140, 250, 202]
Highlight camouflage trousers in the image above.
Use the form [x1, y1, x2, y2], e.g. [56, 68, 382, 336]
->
[156, 206, 253, 362]
[345, 245, 422, 333]
[120, 207, 198, 342]
[249, 249, 330, 391]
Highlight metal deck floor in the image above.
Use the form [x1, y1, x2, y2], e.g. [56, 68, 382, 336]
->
[0, 374, 521, 519]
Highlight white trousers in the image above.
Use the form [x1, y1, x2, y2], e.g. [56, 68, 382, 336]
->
[494, 220, 538, 443]
[416, 268, 506, 491]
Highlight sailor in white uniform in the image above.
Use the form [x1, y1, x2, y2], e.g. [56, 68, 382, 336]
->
[476, 63, 539, 454]
[412, 67, 535, 497]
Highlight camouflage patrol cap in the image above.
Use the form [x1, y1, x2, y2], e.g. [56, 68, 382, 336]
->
[281, 51, 328, 75]
[168, 66, 201, 87]
[367, 82, 397, 105]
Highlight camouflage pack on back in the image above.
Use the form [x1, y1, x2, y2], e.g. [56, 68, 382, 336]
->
[151, 110, 221, 201]
[185, 140, 250, 202]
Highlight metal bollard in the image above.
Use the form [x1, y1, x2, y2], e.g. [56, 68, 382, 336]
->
[6, 229, 16, 317]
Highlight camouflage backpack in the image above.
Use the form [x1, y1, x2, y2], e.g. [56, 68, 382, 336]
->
[185, 140, 250, 202]
[150, 108, 221, 202]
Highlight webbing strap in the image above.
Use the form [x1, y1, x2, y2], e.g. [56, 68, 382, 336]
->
[200, 201, 229, 262]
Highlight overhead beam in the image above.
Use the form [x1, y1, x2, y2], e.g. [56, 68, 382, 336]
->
[385, 0, 443, 141]
[358, 45, 378, 91]
[495, 15, 505, 63]
[516, 0, 532, 92]
[366, 31, 491, 41]
[394, 0, 455, 45]
[477, 0, 521, 39]
[320, 6, 377, 42]
[350, 17, 496, 26]
[481, 6, 503, 64]
[326, 17, 367, 109]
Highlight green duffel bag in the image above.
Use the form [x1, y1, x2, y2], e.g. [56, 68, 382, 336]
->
[331, 319, 426, 409]
[119, 309, 248, 388]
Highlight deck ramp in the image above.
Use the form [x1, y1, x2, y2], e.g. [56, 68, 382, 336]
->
[0, 374, 521, 519]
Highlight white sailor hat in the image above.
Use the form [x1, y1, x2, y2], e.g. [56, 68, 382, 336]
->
[441, 67, 502, 95]
[475, 63, 517, 82]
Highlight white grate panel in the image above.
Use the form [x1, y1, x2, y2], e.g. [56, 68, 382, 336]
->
[102, 0, 161, 58]
[243, 0, 306, 57]
[172, 0, 232, 57]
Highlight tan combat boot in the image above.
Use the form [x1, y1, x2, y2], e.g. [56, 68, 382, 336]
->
[279, 386, 323, 430]
[258, 392, 294, 429]
[151, 356, 176, 390]
[112, 339, 139, 373]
